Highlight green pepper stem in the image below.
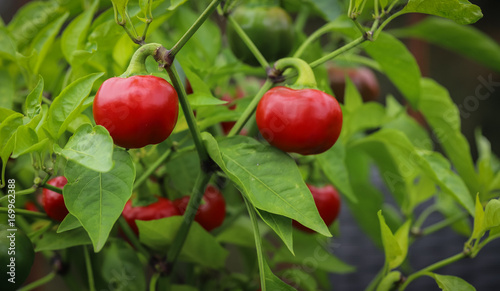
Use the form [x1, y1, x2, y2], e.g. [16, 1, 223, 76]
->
[120, 43, 163, 77]
[42, 183, 62, 194]
[274, 58, 317, 89]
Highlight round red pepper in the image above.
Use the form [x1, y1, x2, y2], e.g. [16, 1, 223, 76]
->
[93, 75, 179, 149]
[173, 185, 226, 231]
[256, 86, 343, 155]
[42, 176, 69, 222]
[122, 196, 181, 235]
[293, 184, 341, 233]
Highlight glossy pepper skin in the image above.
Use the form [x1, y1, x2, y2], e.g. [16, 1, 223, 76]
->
[256, 86, 343, 155]
[174, 185, 226, 231]
[42, 176, 69, 222]
[227, 5, 294, 66]
[93, 75, 179, 149]
[0, 225, 35, 290]
[293, 184, 341, 233]
[122, 196, 181, 235]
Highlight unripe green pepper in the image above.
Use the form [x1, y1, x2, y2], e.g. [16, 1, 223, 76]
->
[227, 4, 295, 66]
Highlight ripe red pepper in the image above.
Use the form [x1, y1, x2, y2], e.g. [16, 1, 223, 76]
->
[93, 75, 179, 149]
[256, 86, 343, 155]
[42, 176, 69, 222]
[174, 185, 226, 231]
[293, 184, 341, 233]
[122, 196, 181, 235]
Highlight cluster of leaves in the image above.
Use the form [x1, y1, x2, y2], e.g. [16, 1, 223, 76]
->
[1, 0, 500, 290]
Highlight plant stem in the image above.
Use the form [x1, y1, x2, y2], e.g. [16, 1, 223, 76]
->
[149, 272, 160, 291]
[309, 36, 366, 69]
[18, 271, 56, 291]
[0, 207, 49, 219]
[422, 212, 468, 236]
[293, 22, 337, 58]
[42, 183, 62, 194]
[133, 149, 172, 191]
[274, 58, 318, 88]
[245, 197, 266, 291]
[365, 267, 385, 291]
[118, 217, 150, 258]
[373, 11, 404, 40]
[398, 252, 467, 290]
[413, 205, 437, 231]
[169, 0, 223, 57]
[165, 65, 210, 165]
[121, 43, 163, 77]
[227, 15, 270, 69]
[167, 171, 213, 268]
[227, 80, 273, 137]
[83, 246, 96, 291]
[0, 187, 36, 203]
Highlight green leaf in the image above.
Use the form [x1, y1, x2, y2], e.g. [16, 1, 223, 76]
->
[402, 0, 482, 25]
[61, 0, 99, 65]
[35, 228, 92, 251]
[29, 13, 69, 75]
[25, 76, 44, 119]
[470, 195, 485, 241]
[95, 240, 146, 291]
[0, 113, 23, 185]
[484, 199, 500, 230]
[45, 72, 104, 139]
[392, 220, 411, 269]
[8, 1, 63, 49]
[263, 260, 297, 291]
[342, 102, 389, 140]
[58, 214, 82, 233]
[0, 28, 16, 60]
[280, 268, 318, 291]
[272, 231, 355, 274]
[216, 216, 269, 248]
[391, 17, 500, 72]
[137, 216, 228, 269]
[0, 69, 15, 110]
[202, 133, 331, 237]
[64, 149, 135, 252]
[344, 76, 363, 112]
[417, 78, 479, 195]
[256, 209, 294, 254]
[378, 211, 402, 270]
[54, 124, 114, 172]
[344, 148, 385, 247]
[11, 125, 39, 157]
[364, 32, 421, 107]
[111, 0, 129, 23]
[352, 129, 475, 215]
[430, 273, 476, 291]
[183, 66, 226, 107]
[316, 140, 357, 203]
